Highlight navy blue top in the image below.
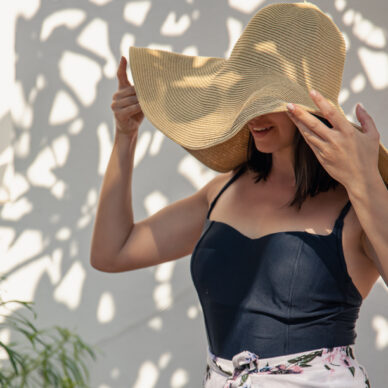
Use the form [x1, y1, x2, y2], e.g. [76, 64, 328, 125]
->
[190, 166, 363, 360]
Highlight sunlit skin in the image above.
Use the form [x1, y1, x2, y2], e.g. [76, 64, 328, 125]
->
[247, 112, 298, 186]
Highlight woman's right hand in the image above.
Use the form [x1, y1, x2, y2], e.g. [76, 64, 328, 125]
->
[111, 56, 144, 135]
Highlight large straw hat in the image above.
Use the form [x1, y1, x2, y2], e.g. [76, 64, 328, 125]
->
[129, 1, 388, 184]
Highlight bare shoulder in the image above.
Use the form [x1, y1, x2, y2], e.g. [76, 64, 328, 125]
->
[206, 169, 237, 206]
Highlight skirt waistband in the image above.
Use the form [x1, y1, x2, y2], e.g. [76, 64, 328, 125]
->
[206, 345, 357, 387]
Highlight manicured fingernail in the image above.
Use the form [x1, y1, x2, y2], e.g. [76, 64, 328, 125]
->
[310, 89, 318, 97]
[358, 102, 366, 112]
[287, 103, 295, 112]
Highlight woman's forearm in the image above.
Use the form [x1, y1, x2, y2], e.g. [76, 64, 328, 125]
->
[90, 129, 138, 271]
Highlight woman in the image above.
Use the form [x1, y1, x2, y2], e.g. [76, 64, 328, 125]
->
[90, 2, 388, 386]
[89, 56, 386, 388]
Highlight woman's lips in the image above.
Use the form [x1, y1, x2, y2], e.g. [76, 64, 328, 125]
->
[251, 126, 274, 137]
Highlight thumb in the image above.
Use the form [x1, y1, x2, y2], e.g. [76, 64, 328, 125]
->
[117, 56, 131, 89]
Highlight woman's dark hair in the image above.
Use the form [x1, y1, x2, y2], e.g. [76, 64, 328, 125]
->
[240, 114, 339, 211]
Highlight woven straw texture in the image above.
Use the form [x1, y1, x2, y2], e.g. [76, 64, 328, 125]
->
[128, 1, 388, 182]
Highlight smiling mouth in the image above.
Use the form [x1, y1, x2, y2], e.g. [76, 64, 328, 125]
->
[251, 126, 274, 133]
[248, 121, 273, 128]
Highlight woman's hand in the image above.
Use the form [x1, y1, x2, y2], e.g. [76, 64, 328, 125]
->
[111, 56, 144, 135]
[285, 89, 381, 192]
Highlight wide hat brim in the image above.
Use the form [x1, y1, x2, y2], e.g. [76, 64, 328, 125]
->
[128, 1, 388, 185]
[129, 46, 388, 184]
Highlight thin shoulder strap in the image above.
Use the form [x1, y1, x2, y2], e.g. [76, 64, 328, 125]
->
[206, 165, 246, 219]
[333, 199, 352, 233]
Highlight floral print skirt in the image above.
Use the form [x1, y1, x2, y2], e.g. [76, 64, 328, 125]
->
[203, 345, 371, 387]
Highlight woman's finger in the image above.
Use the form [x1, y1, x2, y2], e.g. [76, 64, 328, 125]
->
[355, 103, 380, 139]
[117, 56, 131, 90]
[307, 89, 351, 134]
[111, 95, 138, 109]
[114, 103, 142, 119]
[120, 103, 142, 113]
[113, 86, 136, 99]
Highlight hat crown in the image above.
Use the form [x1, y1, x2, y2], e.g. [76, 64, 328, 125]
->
[228, 2, 346, 102]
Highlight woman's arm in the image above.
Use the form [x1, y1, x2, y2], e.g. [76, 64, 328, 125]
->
[90, 56, 144, 269]
[346, 172, 388, 287]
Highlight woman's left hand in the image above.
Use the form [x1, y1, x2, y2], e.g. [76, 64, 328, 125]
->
[285, 89, 381, 190]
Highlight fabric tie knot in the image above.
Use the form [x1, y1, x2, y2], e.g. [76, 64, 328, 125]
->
[223, 350, 259, 388]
